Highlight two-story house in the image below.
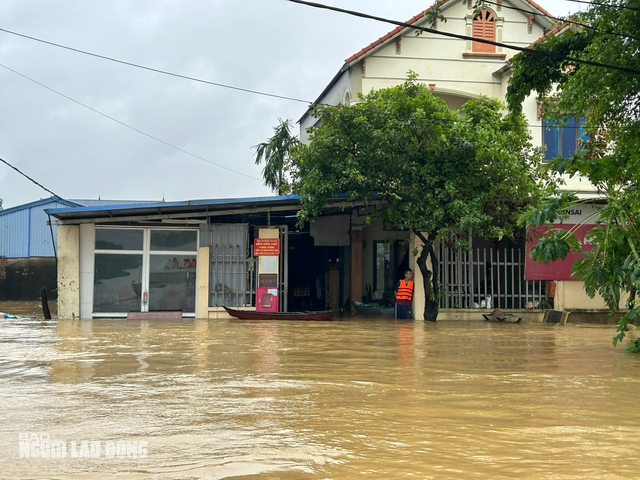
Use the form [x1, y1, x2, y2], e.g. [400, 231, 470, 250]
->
[298, 0, 609, 318]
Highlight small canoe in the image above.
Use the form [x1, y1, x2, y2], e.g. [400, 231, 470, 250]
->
[352, 301, 394, 317]
[483, 308, 523, 324]
[223, 306, 337, 321]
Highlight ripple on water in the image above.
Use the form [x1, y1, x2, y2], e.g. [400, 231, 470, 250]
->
[2, 317, 640, 478]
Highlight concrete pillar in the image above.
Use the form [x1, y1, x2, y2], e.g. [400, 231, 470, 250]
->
[349, 230, 363, 313]
[196, 246, 210, 319]
[409, 232, 424, 320]
[57, 225, 80, 320]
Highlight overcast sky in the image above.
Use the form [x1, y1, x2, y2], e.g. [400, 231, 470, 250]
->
[0, 0, 580, 209]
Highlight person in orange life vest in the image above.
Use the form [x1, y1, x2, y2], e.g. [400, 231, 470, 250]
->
[189, 258, 197, 268]
[394, 269, 414, 319]
[180, 258, 191, 269]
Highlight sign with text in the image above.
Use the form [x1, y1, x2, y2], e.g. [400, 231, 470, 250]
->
[254, 238, 280, 256]
[524, 204, 602, 281]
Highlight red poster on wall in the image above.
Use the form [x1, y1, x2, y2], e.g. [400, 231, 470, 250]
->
[524, 224, 596, 281]
[254, 238, 280, 256]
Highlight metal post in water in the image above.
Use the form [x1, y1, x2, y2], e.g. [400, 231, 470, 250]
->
[40, 286, 52, 320]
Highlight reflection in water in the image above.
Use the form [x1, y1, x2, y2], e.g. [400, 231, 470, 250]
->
[1, 313, 640, 478]
[397, 321, 414, 369]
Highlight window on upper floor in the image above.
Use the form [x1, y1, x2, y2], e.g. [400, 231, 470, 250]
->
[472, 9, 496, 53]
[542, 116, 588, 161]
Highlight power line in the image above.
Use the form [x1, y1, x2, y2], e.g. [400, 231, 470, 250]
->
[286, 0, 640, 76]
[2, 59, 622, 149]
[0, 63, 264, 182]
[0, 26, 312, 105]
[564, 0, 640, 13]
[0, 156, 63, 198]
[480, 0, 640, 43]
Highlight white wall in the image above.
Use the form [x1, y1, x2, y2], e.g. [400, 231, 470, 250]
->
[79, 224, 95, 319]
[300, 68, 354, 144]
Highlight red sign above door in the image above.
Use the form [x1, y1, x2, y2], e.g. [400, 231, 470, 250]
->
[254, 238, 280, 256]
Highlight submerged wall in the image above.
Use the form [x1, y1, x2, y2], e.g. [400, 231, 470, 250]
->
[0, 257, 57, 301]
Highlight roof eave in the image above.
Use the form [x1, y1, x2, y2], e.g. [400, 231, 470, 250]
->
[299, 62, 350, 123]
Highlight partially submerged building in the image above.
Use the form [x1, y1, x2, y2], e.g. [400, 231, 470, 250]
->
[294, 0, 615, 317]
[0, 197, 158, 301]
[46, 195, 566, 320]
[46, 1, 617, 320]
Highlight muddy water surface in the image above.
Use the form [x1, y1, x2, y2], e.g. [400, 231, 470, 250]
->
[1, 303, 640, 479]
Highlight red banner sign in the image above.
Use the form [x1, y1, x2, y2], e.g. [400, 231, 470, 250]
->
[254, 238, 280, 256]
[524, 224, 595, 281]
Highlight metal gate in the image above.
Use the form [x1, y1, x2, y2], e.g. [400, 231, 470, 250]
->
[208, 224, 253, 307]
[437, 241, 548, 310]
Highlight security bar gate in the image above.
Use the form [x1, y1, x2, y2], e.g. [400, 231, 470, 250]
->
[437, 242, 548, 310]
[208, 224, 253, 307]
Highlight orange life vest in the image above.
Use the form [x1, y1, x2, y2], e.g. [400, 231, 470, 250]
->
[396, 280, 413, 302]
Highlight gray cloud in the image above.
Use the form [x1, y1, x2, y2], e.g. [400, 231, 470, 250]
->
[0, 0, 571, 208]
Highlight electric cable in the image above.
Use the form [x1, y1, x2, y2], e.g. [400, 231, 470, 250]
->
[564, 0, 640, 13]
[0, 63, 264, 182]
[0, 156, 63, 199]
[479, 0, 640, 42]
[286, 0, 640, 76]
[0, 26, 311, 105]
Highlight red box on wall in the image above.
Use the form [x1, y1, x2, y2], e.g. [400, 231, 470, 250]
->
[256, 287, 279, 312]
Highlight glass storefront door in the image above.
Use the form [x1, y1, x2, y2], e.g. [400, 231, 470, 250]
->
[93, 228, 198, 316]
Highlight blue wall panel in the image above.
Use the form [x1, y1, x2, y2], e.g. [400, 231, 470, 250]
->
[0, 199, 71, 258]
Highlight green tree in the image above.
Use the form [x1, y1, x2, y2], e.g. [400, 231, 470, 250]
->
[291, 75, 547, 321]
[508, 0, 640, 350]
[254, 118, 299, 195]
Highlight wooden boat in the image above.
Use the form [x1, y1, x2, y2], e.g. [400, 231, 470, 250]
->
[482, 308, 523, 323]
[223, 306, 338, 321]
[352, 301, 394, 317]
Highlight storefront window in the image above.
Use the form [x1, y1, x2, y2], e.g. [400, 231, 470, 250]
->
[95, 229, 143, 250]
[150, 230, 197, 251]
[93, 228, 197, 316]
[148, 254, 196, 311]
[93, 253, 143, 313]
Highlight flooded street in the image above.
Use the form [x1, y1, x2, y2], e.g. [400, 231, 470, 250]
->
[2, 305, 640, 479]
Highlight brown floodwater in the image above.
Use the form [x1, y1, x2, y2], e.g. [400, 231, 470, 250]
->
[2, 302, 640, 479]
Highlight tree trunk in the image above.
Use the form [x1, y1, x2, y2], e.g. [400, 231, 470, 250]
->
[414, 231, 439, 322]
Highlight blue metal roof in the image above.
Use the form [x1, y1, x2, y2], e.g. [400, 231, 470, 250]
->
[46, 195, 303, 218]
[69, 199, 160, 207]
[0, 196, 80, 216]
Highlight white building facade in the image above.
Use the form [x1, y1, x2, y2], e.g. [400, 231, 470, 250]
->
[300, 0, 610, 318]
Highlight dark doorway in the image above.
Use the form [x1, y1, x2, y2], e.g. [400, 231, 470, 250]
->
[286, 233, 342, 312]
[371, 240, 410, 306]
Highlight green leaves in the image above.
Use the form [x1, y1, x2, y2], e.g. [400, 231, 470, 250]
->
[518, 193, 579, 228]
[529, 229, 582, 263]
[254, 118, 299, 195]
[290, 74, 546, 319]
[293, 75, 544, 237]
[613, 307, 640, 350]
[508, 0, 640, 349]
